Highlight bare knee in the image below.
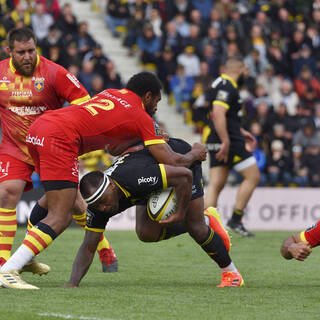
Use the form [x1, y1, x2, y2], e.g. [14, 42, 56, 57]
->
[136, 222, 159, 242]
[0, 181, 25, 208]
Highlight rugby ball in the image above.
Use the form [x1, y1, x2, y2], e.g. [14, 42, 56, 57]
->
[147, 187, 178, 221]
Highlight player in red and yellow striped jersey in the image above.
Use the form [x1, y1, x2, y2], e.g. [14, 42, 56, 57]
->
[0, 27, 116, 274]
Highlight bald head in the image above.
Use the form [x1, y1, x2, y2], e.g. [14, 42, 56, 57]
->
[225, 58, 244, 74]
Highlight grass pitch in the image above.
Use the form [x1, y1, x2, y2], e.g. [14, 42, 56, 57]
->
[0, 228, 319, 320]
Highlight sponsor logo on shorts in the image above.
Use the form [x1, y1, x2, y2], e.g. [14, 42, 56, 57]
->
[206, 143, 221, 152]
[26, 134, 45, 146]
[0, 161, 9, 179]
[138, 176, 158, 185]
[72, 158, 79, 177]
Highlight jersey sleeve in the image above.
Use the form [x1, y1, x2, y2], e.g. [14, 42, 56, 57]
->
[213, 84, 232, 110]
[85, 207, 109, 233]
[54, 66, 90, 104]
[301, 221, 320, 248]
[136, 114, 166, 146]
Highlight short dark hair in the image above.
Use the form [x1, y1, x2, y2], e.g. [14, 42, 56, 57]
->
[79, 171, 104, 199]
[7, 27, 36, 50]
[126, 72, 162, 97]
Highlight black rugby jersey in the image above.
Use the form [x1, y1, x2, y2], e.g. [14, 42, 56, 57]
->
[205, 73, 244, 143]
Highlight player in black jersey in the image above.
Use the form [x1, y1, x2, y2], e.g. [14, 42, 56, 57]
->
[202, 58, 260, 237]
[64, 138, 245, 288]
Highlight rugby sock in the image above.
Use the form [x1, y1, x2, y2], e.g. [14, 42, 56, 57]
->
[221, 262, 239, 274]
[199, 226, 231, 268]
[0, 208, 17, 266]
[231, 209, 244, 223]
[28, 202, 48, 232]
[157, 222, 186, 241]
[72, 212, 115, 264]
[156, 213, 214, 241]
[1, 222, 57, 271]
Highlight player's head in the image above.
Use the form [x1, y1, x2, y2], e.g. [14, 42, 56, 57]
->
[7, 27, 37, 76]
[126, 72, 162, 116]
[80, 171, 120, 215]
[224, 57, 245, 81]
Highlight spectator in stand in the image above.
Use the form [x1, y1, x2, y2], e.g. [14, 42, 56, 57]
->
[89, 74, 104, 97]
[202, 26, 223, 57]
[189, 9, 207, 38]
[313, 102, 320, 130]
[47, 45, 66, 67]
[137, 23, 161, 66]
[165, 0, 193, 21]
[291, 144, 309, 187]
[292, 44, 317, 78]
[156, 46, 177, 95]
[267, 43, 290, 77]
[256, 64, 282, 97]
[306, 24, 320, 61]
[105, 0, 130, 38]
[274, 7, 295, 42]
[213, 0, 236, 21]
[149, 8, 162, 38]
[303, 145, 320, 187]
[9, 2, 32, 29]
[292, 118, 320, 149]
[123, 8, 145, 56]
[271, 79, 299, 116]
[31, 3, 54, 41]
[201, 43, 220, 78]
[78, 60, 95, 92]
[161, 20, 182, 56]
[177, 45, 200, 77]
[83, 43, 110, 78]
[253, 10, 272, 38]
[287, 29, 309, 62]
[265, 139, 293, 186]
[104, 60, 123, 89]
[180, 24, 202, 57]
[173, 12, 190, 38]
[169, 64, 194, 113]
[64, 42, 82, 69]
[294, 65, 320, 110]
[207, 8, 225, 36]
[221, 24, 244, 58]
[192, 0, 213, 21]
[36, 0, 61, 20]
[267, 27, 286, 52]
[55, 3, 78, 43]
[229, 7, 247, 40]
[244, 48, 268, 78]
[74, 21, 96, 58]
[252, 83, 272, 110]
[39, 25, 64, 59]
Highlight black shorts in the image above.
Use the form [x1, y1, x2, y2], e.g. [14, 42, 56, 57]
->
[206, 132, 254, 169]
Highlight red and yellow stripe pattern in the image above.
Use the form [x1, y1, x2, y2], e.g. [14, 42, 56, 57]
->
[0, 208, 17, 262]
[23, 226, 54, 255]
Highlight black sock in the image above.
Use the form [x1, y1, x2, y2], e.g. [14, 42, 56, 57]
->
[157, 222, 186, 241]
[28, 202, 48, 228]
[199, 226, 231, 268]
[231, 209, 244, 223]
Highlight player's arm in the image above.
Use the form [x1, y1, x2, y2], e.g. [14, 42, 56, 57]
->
[212, 102, 229, 163]
[158, 165, 193, 225]
[146, 142, 206, 168]
[240, 127, 257, 151]
[280, 233, 312, 261]
[63, 230, 102, 287]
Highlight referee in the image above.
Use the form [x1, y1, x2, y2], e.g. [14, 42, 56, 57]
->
[202, 58, 260, 237]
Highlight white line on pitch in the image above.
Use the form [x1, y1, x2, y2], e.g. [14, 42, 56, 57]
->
[37, 312, 119, 320]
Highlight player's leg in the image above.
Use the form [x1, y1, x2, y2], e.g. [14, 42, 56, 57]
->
[72, 191, 118, 273]
[0, 179, 25, 266]
[0, 186, 76, 289]
[227, 160, 260, 237]
[204, 166, 229, 208]
[184, 197, 244, 287]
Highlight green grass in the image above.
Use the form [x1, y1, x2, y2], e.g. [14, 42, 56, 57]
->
[0, 228, 319, 320]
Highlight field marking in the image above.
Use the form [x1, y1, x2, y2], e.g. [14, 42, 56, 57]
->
[37, 312, 119, 320]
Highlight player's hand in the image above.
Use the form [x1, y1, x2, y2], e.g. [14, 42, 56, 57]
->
[191, 143, 207, 161]
[288, 242, 312, 261]
[159, 211, 184, 226]
[215, 141, 229, 163]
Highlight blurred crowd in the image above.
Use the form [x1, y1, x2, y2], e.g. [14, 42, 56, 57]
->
[2, 0, 320, 187]
[103, 0, 320, 187]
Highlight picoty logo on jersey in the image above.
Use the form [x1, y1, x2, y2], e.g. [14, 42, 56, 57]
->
[138, 176, 158, 185]
[34, 79, 44, 92]
[26, 134, 45, 147]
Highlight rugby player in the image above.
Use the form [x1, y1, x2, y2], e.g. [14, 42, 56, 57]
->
[63, 138, 244, 288]
[0, 72, 206, 289]
[202, 58, 260, 237]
